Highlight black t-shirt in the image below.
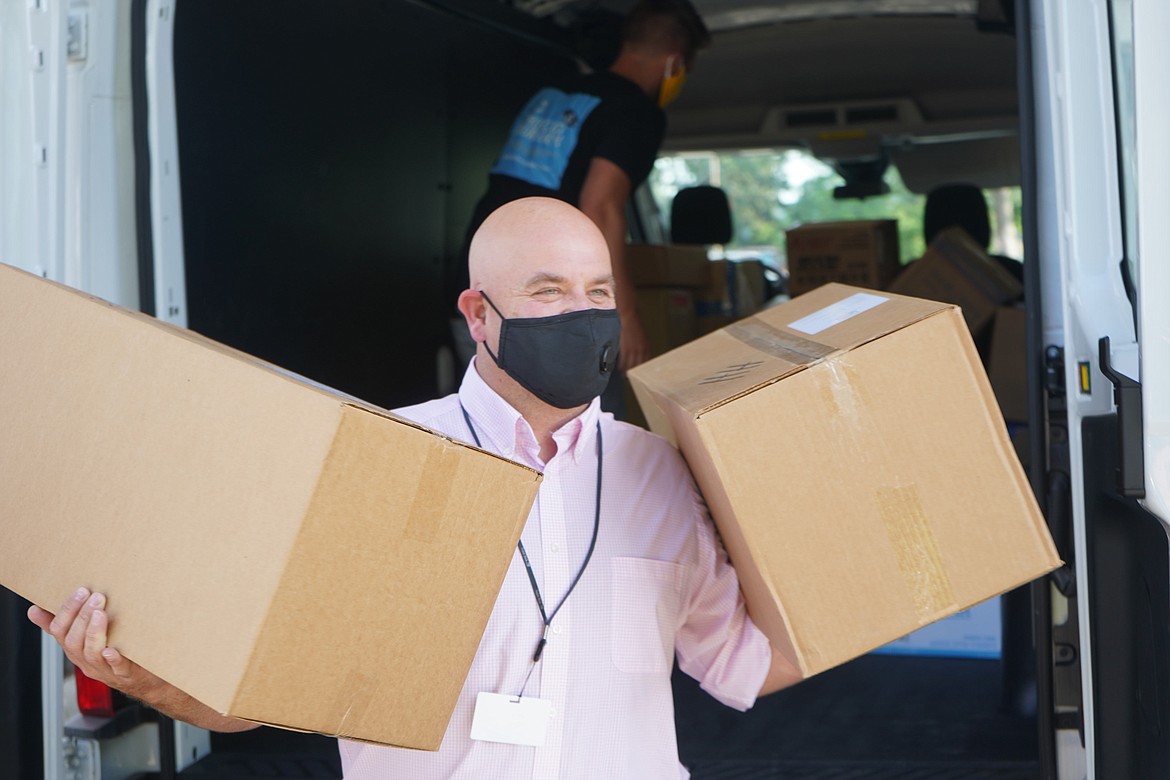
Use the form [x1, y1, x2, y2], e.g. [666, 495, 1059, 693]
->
[449, 71, 665, 301]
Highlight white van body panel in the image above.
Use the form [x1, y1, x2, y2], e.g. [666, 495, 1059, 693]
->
[1034, 1, 1126, 776]
[1, 0, 67, 284]
[143, 0, 186, 327]
[1132, 0, 1170, 531]
[1036, 0, 1170, 776]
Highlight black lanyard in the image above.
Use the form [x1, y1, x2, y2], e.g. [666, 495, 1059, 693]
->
[461, 404, 602, 663]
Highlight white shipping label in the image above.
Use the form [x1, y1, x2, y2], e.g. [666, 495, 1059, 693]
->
[787, 292, 889, 335]
[470, 692, 552, 747]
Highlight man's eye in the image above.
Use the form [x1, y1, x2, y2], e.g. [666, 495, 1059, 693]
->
[590, 288, 613, 298]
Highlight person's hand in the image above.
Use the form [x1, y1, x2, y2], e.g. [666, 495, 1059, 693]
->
[618, 310, 651, 371]
[28, 587, 164, 702]
[29, 587, 257, 732]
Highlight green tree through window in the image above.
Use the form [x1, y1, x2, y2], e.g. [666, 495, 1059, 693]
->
[649, 149, 1023, 271]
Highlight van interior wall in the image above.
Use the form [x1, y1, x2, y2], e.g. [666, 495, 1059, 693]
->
[174, 0, 574, 408]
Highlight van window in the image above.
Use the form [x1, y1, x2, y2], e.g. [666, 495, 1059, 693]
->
[1108, 0, 1139, 292]
[649, 149, 1024, 271]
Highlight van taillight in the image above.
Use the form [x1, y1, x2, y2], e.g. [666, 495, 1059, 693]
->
[75, 667, 116, 718]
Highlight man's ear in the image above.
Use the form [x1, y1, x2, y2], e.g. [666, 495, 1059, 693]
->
[456, 289, 487, 343]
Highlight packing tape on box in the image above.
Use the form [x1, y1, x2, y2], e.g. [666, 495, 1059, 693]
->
[404, 443, 462, 543]
[724, 318, 835, 366]
[875, 485, 958, 624]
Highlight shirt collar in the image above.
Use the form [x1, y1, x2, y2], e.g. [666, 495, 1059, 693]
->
[457, 359, 601, 467]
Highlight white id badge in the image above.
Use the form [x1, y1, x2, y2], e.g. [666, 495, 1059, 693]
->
[469, 692, 551, 747]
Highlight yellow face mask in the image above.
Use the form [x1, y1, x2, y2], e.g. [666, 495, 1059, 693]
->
[658, 59, 688, 108]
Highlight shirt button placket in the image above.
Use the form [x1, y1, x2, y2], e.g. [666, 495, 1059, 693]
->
[532, 458, 570, 780]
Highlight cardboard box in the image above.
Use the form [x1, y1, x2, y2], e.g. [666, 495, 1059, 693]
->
[785, 220, 900, 298]
[636, 287, 697, 358]
[886, 227, 1023, 338]
[0, 263, 541, 749]
[988, 306, 1028, 422]
[628, 283, 1060, 677]
[735, 258, 768, 313]
[627, 244, 711, 288]
[695, 260, 760, 320]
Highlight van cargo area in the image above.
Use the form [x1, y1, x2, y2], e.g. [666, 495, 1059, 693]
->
[5, 0, 1167, 778]
[144, 2, 1050, 777]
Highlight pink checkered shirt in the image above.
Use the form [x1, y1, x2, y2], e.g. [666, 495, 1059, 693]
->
[339, 362, 771, 779]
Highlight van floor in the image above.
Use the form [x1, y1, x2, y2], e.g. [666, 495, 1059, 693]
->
[184, 655, 1037, 779]
[675, 653, 1040, 780]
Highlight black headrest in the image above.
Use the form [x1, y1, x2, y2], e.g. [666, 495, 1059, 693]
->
[670, 185, 732, 245]
[924, 183, 991, 248]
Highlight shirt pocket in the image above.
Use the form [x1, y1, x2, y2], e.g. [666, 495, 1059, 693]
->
[610, 557, 686, 675]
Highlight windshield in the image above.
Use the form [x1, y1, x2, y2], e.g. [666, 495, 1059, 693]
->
[648, 149, 1022, 272]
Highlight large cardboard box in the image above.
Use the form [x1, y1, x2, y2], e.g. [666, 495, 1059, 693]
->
[0, 263, 541, 749]
[628, 283, 1060, 677]
[886, 227, 1023, 338]
[785, 219, 900, 298]
[627, 243, 711, 288]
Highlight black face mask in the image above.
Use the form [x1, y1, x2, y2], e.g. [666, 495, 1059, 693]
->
[479, 291, 621, 409]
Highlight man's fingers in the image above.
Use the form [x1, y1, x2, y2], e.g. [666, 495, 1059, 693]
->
[85, 607, 111, 666]
[27, 605, 54, 632]
[63, 591, 104, 656]
[102, 647, 134, 681]
[48, 587, 89, 637]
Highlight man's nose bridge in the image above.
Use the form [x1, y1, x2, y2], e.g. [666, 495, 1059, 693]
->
[564, 286, 592, 310]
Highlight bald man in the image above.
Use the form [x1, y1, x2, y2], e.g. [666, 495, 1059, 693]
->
[33, 198, 798, 779]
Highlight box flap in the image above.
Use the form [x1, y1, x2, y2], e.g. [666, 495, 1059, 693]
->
[629, 284, 953, 416]
[0, 263, 406, 415]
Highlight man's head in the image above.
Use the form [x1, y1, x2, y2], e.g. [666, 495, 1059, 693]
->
[622, 0, 711, 71]
[458, 198, 621, 411]
[613, 0, 711, 107]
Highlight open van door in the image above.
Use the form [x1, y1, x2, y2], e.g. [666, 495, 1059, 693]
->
[1029, 0, 1170, 776]
[1, 1, 201, 776]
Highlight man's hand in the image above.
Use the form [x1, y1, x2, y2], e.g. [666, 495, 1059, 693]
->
[28, 587, 257, 733]
[28, 587, 163, 701]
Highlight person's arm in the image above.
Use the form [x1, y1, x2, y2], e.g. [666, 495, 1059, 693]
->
[757, 642, 803, 696]
[578, 156, 650, 371]
[28, 588, 258, 733]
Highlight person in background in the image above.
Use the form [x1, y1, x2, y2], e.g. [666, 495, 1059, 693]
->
[923, 182, 1024, 287]
[449, 0, 711, 399]
[33, 197, 800, 780]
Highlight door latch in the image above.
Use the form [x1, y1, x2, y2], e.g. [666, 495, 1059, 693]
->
[1098, 336, 1145, 498]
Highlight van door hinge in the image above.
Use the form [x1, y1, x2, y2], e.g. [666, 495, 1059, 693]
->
[62, 736, 99, 780]
[1098, 336, 1145, 498]
[66, 8, 88, 62]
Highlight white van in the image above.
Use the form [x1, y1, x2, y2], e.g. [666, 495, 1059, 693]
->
[1, 1, 1165, 778]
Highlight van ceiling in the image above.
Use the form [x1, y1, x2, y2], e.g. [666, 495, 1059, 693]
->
[504, 0, 1021, 190]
